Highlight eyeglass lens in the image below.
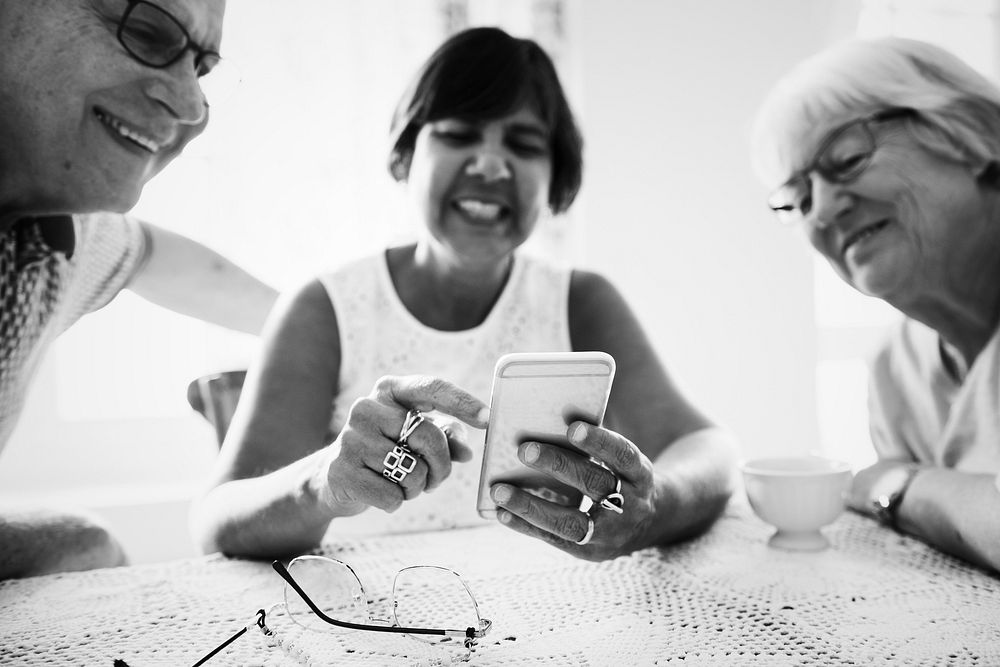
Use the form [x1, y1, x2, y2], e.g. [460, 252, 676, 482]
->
[284, 557, 373, 632]
[392, 566, 484, 643]
[283, 558, 482, 642]
[119, 2, 239, 107]
[120, 1, 191, 68]
[769, 118, 877, 221]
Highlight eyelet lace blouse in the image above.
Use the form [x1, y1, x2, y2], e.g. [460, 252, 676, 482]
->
[317, 250, 572, 535]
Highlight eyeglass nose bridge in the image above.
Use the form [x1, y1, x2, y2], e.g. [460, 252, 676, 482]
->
[768, 174, 812, 226]
[364, 613, 395, 627]
[773, 169, 854, 228]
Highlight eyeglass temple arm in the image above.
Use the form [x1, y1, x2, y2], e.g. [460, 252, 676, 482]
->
[189, 608, 267, 667]
[270, 560, 488, 639]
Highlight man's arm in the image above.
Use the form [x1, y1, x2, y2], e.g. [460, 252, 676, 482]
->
[127, 222, 278, 335]
[0, 509, 127, 580]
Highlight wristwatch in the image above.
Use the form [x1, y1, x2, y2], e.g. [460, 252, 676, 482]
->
[871, 464, 921, 529]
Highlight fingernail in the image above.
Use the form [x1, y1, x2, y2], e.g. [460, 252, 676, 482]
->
[477, 407, 491, 424]
[521, 442, 540, 463]
[493, 485, 511, 503]
[498, 510, 511, 525]
[570, 423, 587, 444]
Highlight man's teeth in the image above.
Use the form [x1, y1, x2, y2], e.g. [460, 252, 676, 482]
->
[456, 199, 504, 220]
[96, 110, 160, 153]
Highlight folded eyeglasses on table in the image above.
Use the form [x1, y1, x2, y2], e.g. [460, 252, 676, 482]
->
[192, 555, 492, 665]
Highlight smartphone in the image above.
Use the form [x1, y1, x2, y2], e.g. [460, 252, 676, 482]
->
[476, 351, 616, 519]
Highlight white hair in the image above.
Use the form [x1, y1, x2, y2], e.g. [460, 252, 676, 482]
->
[751, 37, 1000, 187]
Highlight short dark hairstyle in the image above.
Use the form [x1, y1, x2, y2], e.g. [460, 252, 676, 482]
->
[388, 27, 583, 214]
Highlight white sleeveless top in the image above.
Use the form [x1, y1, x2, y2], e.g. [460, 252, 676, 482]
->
[317, 250, 572, 535]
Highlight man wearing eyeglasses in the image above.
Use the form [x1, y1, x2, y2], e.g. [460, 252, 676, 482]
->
[0, 0, 278, 578]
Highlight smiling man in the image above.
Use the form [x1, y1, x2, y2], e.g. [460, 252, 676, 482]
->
[0, 0, 276, 579]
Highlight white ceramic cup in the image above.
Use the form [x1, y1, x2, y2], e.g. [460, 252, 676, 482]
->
[741, 456, 853, 551]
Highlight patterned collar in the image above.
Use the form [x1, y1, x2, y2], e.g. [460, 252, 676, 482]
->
[10, 216, 75, 270]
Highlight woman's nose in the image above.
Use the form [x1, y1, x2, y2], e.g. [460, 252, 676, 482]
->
[804, 173, 853, 229]
[145, 54, 209, 126]
[465, 151, 512, 182]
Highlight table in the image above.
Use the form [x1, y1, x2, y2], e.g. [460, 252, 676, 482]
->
[2, 500, 999, 666]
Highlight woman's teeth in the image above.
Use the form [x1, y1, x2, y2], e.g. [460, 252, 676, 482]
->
[845, 220, 889, 252]
[455, 199, 505, 221]
[95, 110, 161, 153]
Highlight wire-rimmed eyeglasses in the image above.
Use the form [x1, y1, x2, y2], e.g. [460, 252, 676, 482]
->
[116, 0, 239, 107]
[767, 108, 914, 226]
[192, 556, 493, 665]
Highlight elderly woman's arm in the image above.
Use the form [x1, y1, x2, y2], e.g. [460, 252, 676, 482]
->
[900, 469, 1000, 572]
[851, 464, 1000, 573]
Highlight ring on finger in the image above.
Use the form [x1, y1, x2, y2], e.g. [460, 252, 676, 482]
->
[574, 515, 595, 546]
[382, 444, 418, 484]
[397, 409, 425, 444]
[598, 475, 625, 515]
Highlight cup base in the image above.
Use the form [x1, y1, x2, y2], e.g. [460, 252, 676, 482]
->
[768, 529, 829, 551]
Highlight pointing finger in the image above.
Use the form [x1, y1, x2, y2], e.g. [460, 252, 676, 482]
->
[371, 375, 489, 428]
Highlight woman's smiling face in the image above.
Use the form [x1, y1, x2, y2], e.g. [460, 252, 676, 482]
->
[783, 114, 991, 303]
[405, 105, 553, 268]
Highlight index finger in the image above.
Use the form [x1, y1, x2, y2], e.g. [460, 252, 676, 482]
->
[371, 375, 489, 428]
[567, 422, 644, 480]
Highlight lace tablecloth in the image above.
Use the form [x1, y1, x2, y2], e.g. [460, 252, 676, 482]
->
[2, 501, 999, 666]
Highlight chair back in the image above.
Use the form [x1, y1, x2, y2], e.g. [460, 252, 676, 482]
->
[186, 370, 247, 448]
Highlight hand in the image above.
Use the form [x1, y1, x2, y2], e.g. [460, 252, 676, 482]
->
[321, 375, 488, 514]
[490, 421, 656, 561]
[847, 460, 918, 517]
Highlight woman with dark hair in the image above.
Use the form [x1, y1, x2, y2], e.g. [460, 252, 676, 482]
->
[387, 27, 582, 214]
[193, 27, 736, 562]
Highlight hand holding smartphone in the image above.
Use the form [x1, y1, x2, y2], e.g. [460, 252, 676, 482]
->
[476, 352, 616, 519]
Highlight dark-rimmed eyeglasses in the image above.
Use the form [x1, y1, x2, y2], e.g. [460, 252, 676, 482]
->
[192, 556, 493, 665]
[116, 0, 239, 107]
[118, 0, 219, 74]
[767, 108, 914, 226]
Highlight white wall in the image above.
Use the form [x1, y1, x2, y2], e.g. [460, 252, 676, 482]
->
[572, 0, 859, 458]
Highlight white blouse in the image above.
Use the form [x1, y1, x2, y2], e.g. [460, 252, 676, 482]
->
[317, 250, 573, 535]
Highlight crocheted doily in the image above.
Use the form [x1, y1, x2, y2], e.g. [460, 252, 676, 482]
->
[1, 501, 998, 666]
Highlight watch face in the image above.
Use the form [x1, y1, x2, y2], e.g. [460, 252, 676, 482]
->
[870, 465, 918, 526]
[871, 466, 915, 502]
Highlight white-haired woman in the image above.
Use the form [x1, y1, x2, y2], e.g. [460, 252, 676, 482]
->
[752, 37, 1000, 573]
